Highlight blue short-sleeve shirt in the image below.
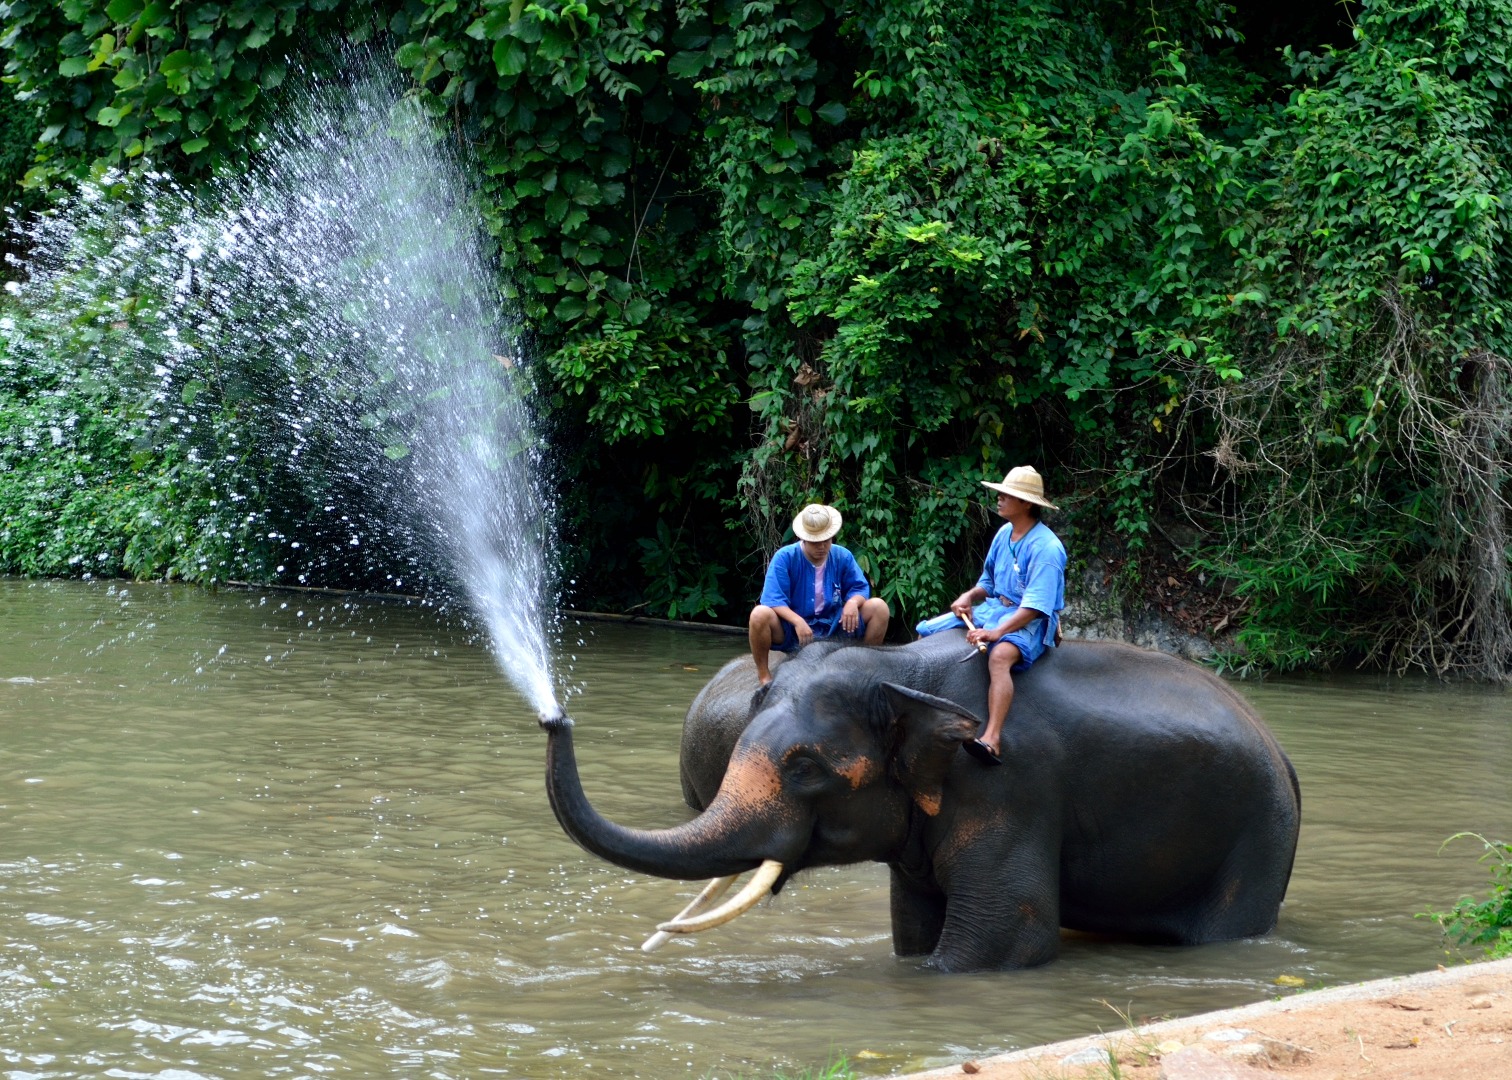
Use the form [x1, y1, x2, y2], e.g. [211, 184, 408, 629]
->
[760, 542, 871, 637]
[975, 520, 1067, 648]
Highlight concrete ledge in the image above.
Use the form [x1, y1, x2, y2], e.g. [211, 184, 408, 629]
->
[894, 957, 1512, 1078]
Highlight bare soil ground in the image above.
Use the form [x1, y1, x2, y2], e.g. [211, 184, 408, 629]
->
[892, 958, 1512, 1080]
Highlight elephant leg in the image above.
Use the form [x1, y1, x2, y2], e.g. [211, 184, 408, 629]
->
[928, 843, 1062, 971]
[1181, 844, 1292, 944]
[889, 867, 946, 957]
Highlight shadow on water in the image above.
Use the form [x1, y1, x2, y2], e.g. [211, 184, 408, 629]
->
[3, 579, 1511, 1077]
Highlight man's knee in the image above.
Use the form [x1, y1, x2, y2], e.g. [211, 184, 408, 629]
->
[749, 605, 783, 644]
[989, 643, 1022, 677]
[862, 597, 890, 626]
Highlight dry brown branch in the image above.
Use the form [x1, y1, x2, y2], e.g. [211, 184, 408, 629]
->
[1184, 287, 1512, 678]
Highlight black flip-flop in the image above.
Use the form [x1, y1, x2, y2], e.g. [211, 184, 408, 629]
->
[962, 738, 1002, 767]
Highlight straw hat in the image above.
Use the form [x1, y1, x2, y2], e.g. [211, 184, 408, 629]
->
[981, 466, 1058, 509]
[793, 503, 843, 542]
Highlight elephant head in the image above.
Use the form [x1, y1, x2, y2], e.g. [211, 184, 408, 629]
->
[541, 668, 981, 945]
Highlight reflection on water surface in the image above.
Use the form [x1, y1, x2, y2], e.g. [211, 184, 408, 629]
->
[2, 578, 1509, 1077]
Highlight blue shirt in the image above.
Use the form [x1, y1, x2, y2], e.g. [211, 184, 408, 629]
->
[976, 520, 1067, 647]
[760, 542, 872, 635]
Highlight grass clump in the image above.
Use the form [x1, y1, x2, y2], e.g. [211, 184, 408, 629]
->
[1421, 833, 1512, 960]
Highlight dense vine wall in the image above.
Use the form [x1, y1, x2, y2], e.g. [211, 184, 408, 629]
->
[3, 0, 1511, 676]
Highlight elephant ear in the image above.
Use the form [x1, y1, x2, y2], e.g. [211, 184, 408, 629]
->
[880, 682, 983, 817]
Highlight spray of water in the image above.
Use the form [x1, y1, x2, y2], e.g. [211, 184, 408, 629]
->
[2, 55, 562, 717]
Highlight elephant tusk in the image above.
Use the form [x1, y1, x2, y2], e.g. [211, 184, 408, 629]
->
[640, 874, 738, 952]
[653, 859, 783, 936]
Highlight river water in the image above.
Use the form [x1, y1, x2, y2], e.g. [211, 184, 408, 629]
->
[2, 578, 1509, 1078]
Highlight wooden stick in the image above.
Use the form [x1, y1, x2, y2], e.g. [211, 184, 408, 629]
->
[961, 609, 987, 653]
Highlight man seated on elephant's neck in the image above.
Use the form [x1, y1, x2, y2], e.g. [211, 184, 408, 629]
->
[915, 466, 1067, 766]
[748, 503, 891, 687]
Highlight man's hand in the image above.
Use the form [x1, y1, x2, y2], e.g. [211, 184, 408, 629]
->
[840, 598, 862, 633]
[792, 618, 815, 646]
[966, 624, 1005, 647]
[950, 591, 977, 619]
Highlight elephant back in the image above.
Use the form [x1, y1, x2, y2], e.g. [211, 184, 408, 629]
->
[1014, 639, 1300, 859]
[1018, 638, 1273, 745]
[891, 630, 993, 713]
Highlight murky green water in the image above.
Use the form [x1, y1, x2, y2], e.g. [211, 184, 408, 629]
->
[2, 578, 1509, 1078]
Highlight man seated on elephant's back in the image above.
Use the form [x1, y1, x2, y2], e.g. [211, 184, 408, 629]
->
[749, 503, 891, 688]
[916, 466, 1067, 766]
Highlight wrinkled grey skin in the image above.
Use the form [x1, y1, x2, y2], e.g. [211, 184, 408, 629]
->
[544, 631, 1301, 972]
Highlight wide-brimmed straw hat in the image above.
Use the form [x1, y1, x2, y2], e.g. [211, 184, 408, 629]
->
[981, 466, 1058, 509]
[793, 503, 843, 542]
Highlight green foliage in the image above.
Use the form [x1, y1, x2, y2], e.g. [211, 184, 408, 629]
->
[387, 0, 755, 611]
[0, 135, 512, 593]
[546, 302, 738, 440]
[737, 0, 1260, 621]
[0, 73, 43, 215]
[638, 517, 726, 619]
[0, 0, 370, 185]
[4, 0, 1512, 672]
[0, 273, 273, 583]
[1181, 1, 1512, 674]
[1421, 833, 1512, 960]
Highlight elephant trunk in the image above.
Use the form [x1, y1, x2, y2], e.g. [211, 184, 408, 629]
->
[542, 712, 795, 881]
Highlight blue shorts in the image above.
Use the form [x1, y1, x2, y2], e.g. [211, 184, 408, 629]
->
[914, 600, 1048, 671]
[996, 624, 1047, 669]
[774, 617, 867, 653]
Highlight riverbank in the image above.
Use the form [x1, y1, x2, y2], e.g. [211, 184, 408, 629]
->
[890, 957, 1512, 1079]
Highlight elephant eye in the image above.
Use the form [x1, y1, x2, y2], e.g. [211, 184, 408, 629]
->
[786, 757, 824, 784]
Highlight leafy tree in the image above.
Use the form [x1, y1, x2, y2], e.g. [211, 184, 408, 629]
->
[4, 0, 1512, 676]
[0, 0, 374, 184]
[0, 205, 277, 582]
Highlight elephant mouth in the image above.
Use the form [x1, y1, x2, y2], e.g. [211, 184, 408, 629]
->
[639, 860, 784, 952]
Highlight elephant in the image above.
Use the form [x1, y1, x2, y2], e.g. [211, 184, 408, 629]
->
[541, 629, 1301, 972]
